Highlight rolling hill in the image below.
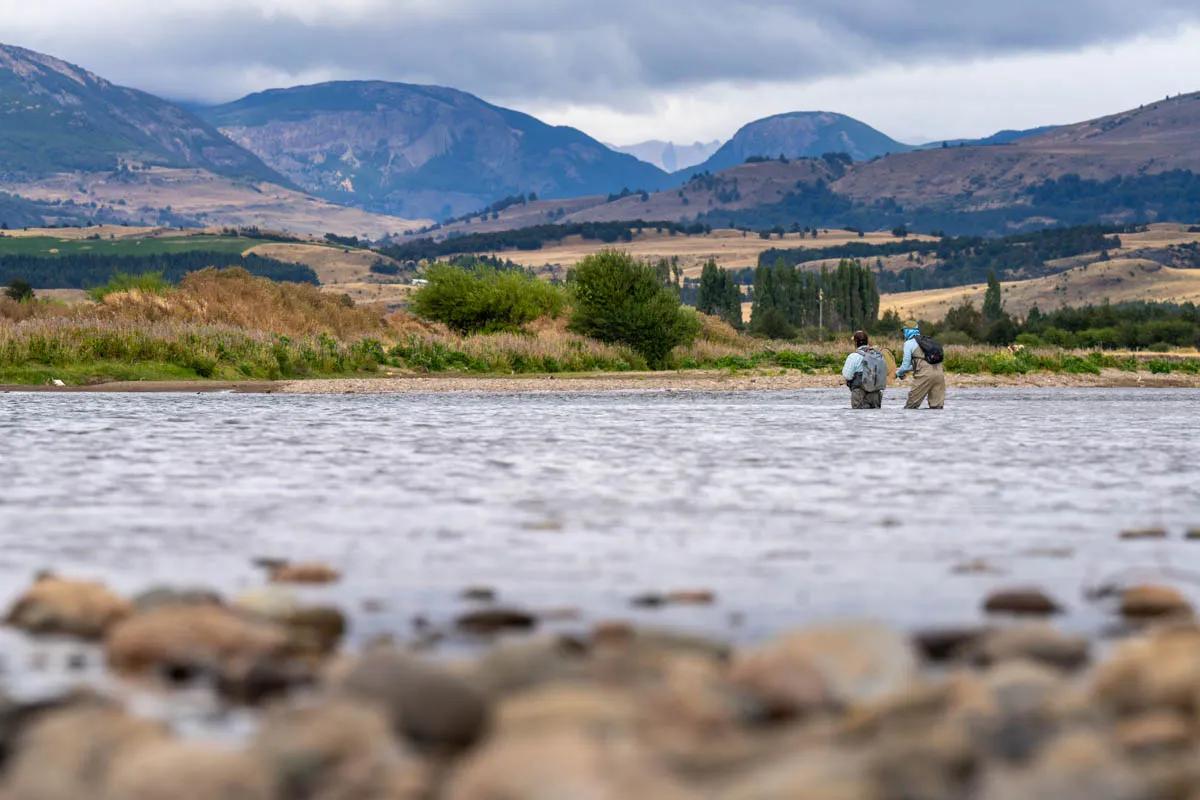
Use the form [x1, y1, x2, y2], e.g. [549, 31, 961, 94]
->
[198, 81, 670, 220]
[687, 111, 913, 174]
[882, 258, 1200, 320]
[0, 44, 282, 182]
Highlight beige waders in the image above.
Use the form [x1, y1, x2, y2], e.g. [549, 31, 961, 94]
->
[904, 349, 945, 409]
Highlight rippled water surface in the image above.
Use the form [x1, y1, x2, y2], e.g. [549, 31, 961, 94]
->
[2, 388, 1199, 650]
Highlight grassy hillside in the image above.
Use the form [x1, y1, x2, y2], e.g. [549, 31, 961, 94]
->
[0, 44, 282, 182]
[882, 259, 1200, 320]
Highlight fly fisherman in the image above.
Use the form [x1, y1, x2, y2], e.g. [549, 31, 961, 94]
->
[841, 330, 887, 409]
[896, 321, 946, 409]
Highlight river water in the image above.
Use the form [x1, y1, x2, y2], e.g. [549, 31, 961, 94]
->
[1, 387, 1198, 660]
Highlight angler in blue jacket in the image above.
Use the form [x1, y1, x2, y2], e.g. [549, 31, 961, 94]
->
[896, 323, 945, 409]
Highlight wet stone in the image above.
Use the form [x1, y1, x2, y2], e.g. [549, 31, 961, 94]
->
[269, 562, 341, 584]
[6, 577, 132, 639]
[254, 700, 426, 800]
[1119, 527, 1168, 540]
[460, 586, 497, 602]
[913, 627, 986, 663]
[105, 605, 293, 698]
[1115, 710, 1193, 755]
[983, 588, 1063, 616]
[456, 608, 537, 635]
[340, 648, 491, 754]
[104, 741, 273, 800]
[1119, 585, 1193, 618]
[131, 586, 222, 613]
[972, 624, 1091, 671]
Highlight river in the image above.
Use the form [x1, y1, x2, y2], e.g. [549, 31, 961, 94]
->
[1, 388, 1198, 663]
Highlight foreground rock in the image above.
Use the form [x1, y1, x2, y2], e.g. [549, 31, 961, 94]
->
[105, 604, 305, 702]
[731, 622, 917, 717]
[254, 700, 427, 799]
[339, 648, 491, 754]
[6, 576, 131, 638]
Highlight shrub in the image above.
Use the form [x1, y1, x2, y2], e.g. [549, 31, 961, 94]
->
[568, 250, 700, 367]
[4, 279, 33, 302]
[410, 263, 564, 334]
[1147, 359, 1174, 374]
[88, 271, 170, 301]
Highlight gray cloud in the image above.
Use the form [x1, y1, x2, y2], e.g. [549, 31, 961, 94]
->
[4, 0, 1199, 109]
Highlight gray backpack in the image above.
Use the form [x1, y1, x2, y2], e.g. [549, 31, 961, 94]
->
[859, 347, 887, 392]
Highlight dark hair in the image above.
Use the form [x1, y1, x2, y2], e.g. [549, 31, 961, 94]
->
[853, 330, 869, 347]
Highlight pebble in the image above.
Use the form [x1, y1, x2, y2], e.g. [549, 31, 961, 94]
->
[455, 608, 537, 635]
[339, 648, 491, 754]
[131, 586, 222, 612]
[1119, 527, 1168, 540]
[1115, 710, 1193, 755]
[913, 627, 986, 662]
[269, 562, 342, 584]
[731, 622, 916, 716]
[254, 701, 426, 799]
[2, 703, 167, 798]
[972, 624, 1091, 671]
[5, 577, 132, 639]
[983, 588, 1063, 616]
[105, 741, 273, 800]
[460, 586, 497, 602]
[105, 605, 291, 688]
[1185, 528, 1200, 541]
[1119, 584, 1193, 618]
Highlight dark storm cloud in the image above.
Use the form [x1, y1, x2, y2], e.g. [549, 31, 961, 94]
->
[10, 0, 1200, 105]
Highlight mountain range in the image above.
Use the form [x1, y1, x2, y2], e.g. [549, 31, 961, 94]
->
[0, 41, 1197, 238]
[0, 44, 281, 183]
[609, 140, 722, 172]
[197, 81, 669, 220]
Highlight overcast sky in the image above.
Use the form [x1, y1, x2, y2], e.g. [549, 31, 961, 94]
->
[3, 0, 1199, 145]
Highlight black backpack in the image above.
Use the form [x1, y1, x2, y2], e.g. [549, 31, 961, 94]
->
[915, 335, 944, 365]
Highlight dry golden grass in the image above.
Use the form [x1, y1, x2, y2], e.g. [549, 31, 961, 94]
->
[0, 225, 165, 240]
[882, 258, 1200, 320]
[64, 269, 391, 340]
[484, 229, 935, 276]
[245, 242, 403, 285]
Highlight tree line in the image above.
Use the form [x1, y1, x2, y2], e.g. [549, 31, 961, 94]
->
[758, 224, 1128, 292]
[748, 258, 879, 338]
[0, 251, 318, 289]
[381, 220, 713, 262]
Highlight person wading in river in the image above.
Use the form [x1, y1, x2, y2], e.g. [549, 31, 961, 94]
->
[841, 330, 887, 409]
[896, 321, 945, 409]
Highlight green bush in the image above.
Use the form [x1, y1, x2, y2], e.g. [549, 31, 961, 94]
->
[1147, 359, 1174, 374]
[410, 263, 564, 334]
[88, 271, 171, 301]
[1060, 355, 1101, 374]
[568, 250, 700, 368]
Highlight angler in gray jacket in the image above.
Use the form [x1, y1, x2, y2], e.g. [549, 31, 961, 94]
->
[842, 330, 887, 409]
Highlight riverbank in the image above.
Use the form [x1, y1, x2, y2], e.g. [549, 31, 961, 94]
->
[6, 367, 1199, 394]
[3, 567, 1200, 798]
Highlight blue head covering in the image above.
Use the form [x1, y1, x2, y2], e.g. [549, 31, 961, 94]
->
[903, 326, 920, 340]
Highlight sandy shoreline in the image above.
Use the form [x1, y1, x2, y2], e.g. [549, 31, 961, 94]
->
[3, 369, 1199, 394]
